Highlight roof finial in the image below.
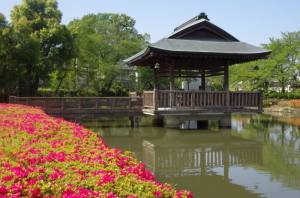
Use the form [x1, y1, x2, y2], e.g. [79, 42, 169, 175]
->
[197, 12, 209, 21]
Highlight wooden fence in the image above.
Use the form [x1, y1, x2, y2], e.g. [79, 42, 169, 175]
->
[9, 96, 143, 110]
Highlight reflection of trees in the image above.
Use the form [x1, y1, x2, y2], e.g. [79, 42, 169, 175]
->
[232, 114, 300, 190]
[260, 143, 300, 189]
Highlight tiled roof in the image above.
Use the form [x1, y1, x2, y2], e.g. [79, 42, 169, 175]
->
[151, 39, 270, 54]
[124, 13, 271, 64]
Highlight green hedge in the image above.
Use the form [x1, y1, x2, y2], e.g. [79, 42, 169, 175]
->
[37, 88, 129, 97]
[265, 92, 300, 99]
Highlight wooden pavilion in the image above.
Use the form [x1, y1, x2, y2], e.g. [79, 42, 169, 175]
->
[124, 12, 272, 128]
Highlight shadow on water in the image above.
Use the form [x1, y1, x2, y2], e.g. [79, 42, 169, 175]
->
[81, 114, 300, 198]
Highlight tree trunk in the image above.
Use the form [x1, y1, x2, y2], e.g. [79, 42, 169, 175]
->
[53, 72, 67, 96]
[104, 79, 114, 96]
[31, 75, 40, 96]
[25, 66, 31, 97]
[281, 84, 285, 93]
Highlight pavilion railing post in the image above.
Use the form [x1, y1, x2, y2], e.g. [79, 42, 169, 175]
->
[258, 89, 263, 112]
[62, 98, 65, 110]
[78, 98, 82, 109]
[95, 98, 99, 109]
[153, 89, 158, 110]
[226, 89, 230, 113]
[26, 98, 30, 106]
[9, 96, 15, 103]
[128, 97, 132, 109]
[112, 98, 116, 109]
[191, 90, 195, 109]
[44, 99, 48, 110]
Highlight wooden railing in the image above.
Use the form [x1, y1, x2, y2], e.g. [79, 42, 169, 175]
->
[143, 90, 263, 112]
[9, 96, 143, 110]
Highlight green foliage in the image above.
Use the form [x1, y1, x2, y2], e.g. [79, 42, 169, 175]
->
[266, 92, 300, 99]
[67, 13, 150, 96]
[230, 31, 300, 93]
[230, 59, 270, 91]
[9, 0, 75, 96]
[210, 76, 224, 91]
[37, 87, 129, 97]
[262, 100, 275, 107]
[135, 67, 169, 91]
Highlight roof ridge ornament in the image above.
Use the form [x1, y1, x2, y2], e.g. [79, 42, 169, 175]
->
[174, 12, 209, 31]
[197, 12, 209, 21]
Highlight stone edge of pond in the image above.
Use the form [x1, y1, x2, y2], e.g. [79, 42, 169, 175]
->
[263, 107, 300, 116]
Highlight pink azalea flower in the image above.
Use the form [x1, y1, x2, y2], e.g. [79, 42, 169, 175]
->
[153, 191, 163, 197]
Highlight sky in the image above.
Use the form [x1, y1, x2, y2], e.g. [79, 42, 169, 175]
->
[1, 0, 300, 47]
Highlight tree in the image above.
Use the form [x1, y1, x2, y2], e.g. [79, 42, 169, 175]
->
[67, 13, 150, 96]
[230, 31, 300, 93]
[230, 60, 272, 91]
[0, 13, 25, 101]
[10, 0, 75, 96]
[262, 31, 300, 93]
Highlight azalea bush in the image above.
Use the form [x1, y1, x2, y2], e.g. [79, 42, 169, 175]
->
[290, 100, 300, 109]
[0, 104, 193, 198]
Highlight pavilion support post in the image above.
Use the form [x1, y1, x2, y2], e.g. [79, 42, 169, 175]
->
[170, 62, 175, 106]
[219, 114, 232, 128]
[170, 64, 175, 90]
[201, 72, 206, 91]
[154, 69, 158, 89]
[165, 115, 180, 129]
[224, 64, 229, 90]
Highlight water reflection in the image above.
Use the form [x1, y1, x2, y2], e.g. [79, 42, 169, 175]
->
[81, 114, 300, 198]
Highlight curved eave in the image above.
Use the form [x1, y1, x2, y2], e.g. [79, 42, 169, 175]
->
[151, 39, 271, 54]
[149, 46, 272, 57]
[123, 48, 151, 65]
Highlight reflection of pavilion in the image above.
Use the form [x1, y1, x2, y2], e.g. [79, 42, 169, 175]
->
[142, 129, 264, 198]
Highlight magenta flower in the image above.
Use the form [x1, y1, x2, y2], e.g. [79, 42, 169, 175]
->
[0, 104, 193, 197]
[0, 186, 8, 194]
[153, 191, 163, 197]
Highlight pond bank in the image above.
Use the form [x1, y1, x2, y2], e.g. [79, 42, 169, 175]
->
[264, 105, 300, 117]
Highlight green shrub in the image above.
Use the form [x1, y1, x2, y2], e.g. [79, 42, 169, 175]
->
[263, 100, 274, 107]
[266, 92, 300, 99]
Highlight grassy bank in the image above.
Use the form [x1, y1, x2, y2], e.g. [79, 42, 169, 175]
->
[0, 104, 193, 198]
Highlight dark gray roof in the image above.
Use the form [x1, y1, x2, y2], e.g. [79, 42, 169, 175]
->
[124, 38, 271, 63]
[151, 38, 270, 54]
[124, 12, 272, 65]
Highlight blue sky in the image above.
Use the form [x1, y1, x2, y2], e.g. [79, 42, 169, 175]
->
[1, 0, 300, 47]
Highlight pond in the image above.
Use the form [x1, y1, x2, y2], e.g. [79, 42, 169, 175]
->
[81, 114, 300, 198]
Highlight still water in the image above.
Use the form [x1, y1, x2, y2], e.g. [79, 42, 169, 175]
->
[81, 114, 300, 198]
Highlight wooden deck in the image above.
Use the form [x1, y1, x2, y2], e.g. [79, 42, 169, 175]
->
[143, 90, 263, 115]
